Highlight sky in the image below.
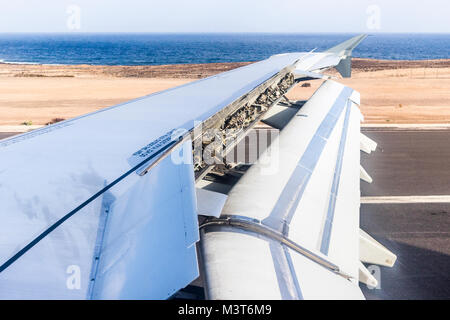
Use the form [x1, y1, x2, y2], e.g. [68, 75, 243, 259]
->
[0, 0, 449, 33]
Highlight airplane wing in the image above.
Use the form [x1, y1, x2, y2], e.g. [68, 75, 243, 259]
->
[0, 34, 395, 299]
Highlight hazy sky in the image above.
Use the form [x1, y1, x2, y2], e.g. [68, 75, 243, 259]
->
[0, 0, 449, 33]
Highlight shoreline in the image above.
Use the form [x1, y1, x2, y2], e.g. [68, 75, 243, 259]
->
[1, 57, 450, 65]
[1, 58, 449, 126]
[1, 58, 450, 79]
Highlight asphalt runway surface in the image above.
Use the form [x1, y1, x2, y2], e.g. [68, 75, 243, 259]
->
[361, 128, 450, 196]
[0, 132, 16, 140]
[360, 128, 450, 300]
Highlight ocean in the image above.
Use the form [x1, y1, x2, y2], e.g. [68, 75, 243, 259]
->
[0, 33, 448, 66]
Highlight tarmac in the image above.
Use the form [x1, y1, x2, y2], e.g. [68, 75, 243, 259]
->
[0, 133, 15, 140]
[360, 127, 450, 300]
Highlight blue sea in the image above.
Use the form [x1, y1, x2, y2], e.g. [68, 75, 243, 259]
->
[0, 33, 448, 65]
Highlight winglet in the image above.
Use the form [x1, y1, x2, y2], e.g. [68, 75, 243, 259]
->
[326, 34, 368, 78]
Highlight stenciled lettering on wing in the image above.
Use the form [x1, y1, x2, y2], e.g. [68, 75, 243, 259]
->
[0, 122, 74, 148]
[127, 129, 176, 170]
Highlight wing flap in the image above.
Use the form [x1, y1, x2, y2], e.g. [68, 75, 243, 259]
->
[200, 80, 364, 299]
[0, 140, 199, 299]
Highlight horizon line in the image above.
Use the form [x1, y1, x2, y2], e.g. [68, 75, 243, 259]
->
[0, 31, 449, 35]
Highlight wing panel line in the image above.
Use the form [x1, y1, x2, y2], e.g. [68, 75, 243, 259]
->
[319, 100, 352, 255]
[262, 86, 354, 234]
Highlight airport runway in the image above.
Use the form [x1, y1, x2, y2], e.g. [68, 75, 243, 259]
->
[361, 128, 450, 196]
[0, 133, 15, 140]
[360, 127, 450, 300]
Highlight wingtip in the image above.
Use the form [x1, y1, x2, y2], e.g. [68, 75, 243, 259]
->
[327, 34, 368, 78]
[326, 34, 368, 55]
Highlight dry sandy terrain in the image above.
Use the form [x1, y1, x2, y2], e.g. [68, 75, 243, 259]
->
[289, 59, 450, 124]
[0, 77, 192, 126]
[0, 59, 449, 127]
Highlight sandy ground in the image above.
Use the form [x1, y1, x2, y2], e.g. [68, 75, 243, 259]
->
[0, 59, 449, 127]
[0, 77, 192, 125]
[289, 60, 450, 124]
